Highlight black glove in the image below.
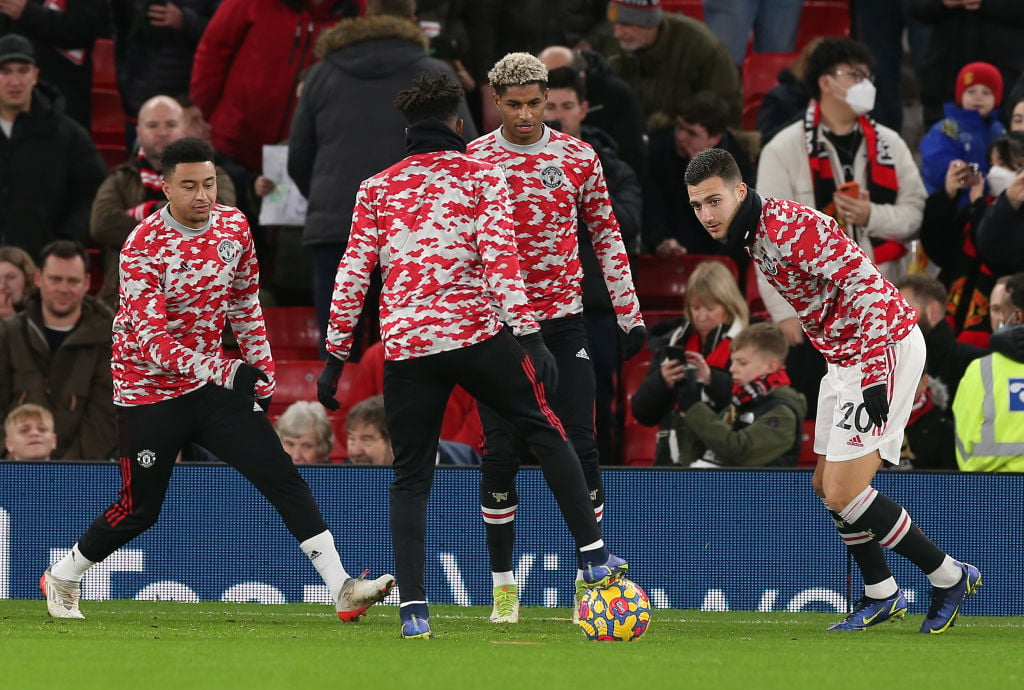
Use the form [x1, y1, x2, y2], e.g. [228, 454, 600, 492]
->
[317, 356, 345, 411]
[676, 366, 701, 412]
[862, 383, 889, 429]
[232, 363, 269, 397]
[621, 325, 648, 360]
[517, 332, 558, 393]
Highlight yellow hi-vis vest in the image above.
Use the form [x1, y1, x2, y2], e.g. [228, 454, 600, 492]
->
[953, 353, 1024, 471]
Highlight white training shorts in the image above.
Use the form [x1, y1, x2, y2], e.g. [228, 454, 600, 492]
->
[814, 325, 926, 464]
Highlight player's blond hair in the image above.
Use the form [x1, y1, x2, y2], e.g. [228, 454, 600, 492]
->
[488, 52, 548, 93]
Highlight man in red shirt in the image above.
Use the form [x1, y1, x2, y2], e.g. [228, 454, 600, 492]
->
[685, 148, 980, 635]
[40, 137, 393, 624]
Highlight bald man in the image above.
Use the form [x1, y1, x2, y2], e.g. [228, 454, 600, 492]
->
[537, 44, 646, 177]
[90, 94, 237, 306]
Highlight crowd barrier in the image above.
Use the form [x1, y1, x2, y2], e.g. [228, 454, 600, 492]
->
[2, 464, 1020, 616]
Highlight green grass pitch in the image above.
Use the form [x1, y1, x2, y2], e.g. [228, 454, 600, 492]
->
[2, 600, 1022, 689]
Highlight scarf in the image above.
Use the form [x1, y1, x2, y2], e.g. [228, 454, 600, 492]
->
[138, 151, 163, 191]
[405, 119, 467, 156]
[907, 386, 935, 427]
[805, 103, 904, 261]
[129, 152, 166, 221]
[731, 370, 792, 409]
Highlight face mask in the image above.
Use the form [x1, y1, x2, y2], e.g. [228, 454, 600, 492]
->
[844, 80, 876, 116]
[987, 165, 1016, 197]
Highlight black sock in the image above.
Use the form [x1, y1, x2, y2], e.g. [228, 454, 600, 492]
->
[840, 486, 946, 574]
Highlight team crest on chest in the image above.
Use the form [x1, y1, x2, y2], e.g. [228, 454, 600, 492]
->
[540, 165, 564, 189]
[760, 254, 778, 276]
[217, 239, 240, 264]
[136, 449, 157, 468]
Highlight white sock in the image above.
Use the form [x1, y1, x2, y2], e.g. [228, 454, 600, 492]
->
[299, 530, 350, 602]
[927, 556, 962, 588]
[492, 571, 515, 587]
[576, 569, 584, 583]
[863, 577, 898, 600]
[50, 543, 94, 583]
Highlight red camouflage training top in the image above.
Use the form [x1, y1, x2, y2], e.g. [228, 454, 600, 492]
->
[467, 126, 643, 331]
[326, 149, 539, 361]
[112, 205, 274, 405]
[751, 197, 916, 387]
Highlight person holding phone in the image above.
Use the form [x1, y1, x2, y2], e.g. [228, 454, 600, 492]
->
[631, 260, 748, 465]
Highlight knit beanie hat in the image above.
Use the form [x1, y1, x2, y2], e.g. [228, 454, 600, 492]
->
[607, 0, 662, 27]
[956, 62, 1003, 107]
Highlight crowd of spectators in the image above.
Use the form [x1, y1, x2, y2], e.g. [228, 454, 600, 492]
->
[3, 0, 1024, 471]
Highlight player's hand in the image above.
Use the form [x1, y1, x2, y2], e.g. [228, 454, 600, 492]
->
[621, 325, 647, 360]
[861, 383, 889, 429]
[518, 332, 559, 393]
[232, 363, 269, 397]
[777, 317, 804, 346]
[316, 356, 345, 411]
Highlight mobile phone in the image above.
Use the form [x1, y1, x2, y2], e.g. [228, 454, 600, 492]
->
[663, 345, 688, 363]
[837, 181, 860, 198]
[968, 162, 980, 176]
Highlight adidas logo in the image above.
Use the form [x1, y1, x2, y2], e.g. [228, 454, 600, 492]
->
[847, 435, 864, 448]
[309, 550, 322, 560]
[575, 348, 590, 360]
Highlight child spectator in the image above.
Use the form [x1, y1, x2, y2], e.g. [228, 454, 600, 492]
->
[631, 260, 748, 465]
[920, 62, 1006, 201]
[4, 403, 57, 460]
[0, 246, 37, 318]
[274, 401, 335, 465]
[677, 322, 806, 468]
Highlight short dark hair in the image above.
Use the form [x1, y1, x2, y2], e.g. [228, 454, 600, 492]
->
[367, 0, 415, 18]
[394, 72, 464, 125]
[731, 322, 789, 361]
[1006, 272, 1024, 312]
[546, 66, 586, 102]
[161, 137, 215, 177]
[346, 395, 389, 439]
[684, 148, 742, 187]
[804, 38, 875, 101]
[677, 91, 730, 136]
[38, 240, 88, 271]
[895, 274, 947, 306]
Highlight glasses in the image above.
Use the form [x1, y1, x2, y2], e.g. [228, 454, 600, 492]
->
[832, 69, 874, 84]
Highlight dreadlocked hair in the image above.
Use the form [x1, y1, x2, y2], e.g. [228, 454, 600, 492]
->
[393, 72, 464, 125]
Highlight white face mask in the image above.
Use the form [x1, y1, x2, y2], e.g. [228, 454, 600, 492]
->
[843, 79, 876, 116]
[987, 165, 1017, 197]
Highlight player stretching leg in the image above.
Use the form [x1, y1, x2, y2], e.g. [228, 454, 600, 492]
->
[40, 138, 393, 622]
[685, 148, 980, 634]
[468, 53, 646, 623]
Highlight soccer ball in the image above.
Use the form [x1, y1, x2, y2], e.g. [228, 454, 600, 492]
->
[576, 578, 651, 642]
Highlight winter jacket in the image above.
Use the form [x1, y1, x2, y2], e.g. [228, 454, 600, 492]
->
[757, 68, 810, 147]
[976, 192, 1024, 278]
[111, 0, 220, 117]
[0, 81, 107, 260]
[912, 0, 1024, 126]
[607, 13, 742, 132]
[0, 0, 111, 128]
[89, 157, 237, 307]
[288, 14, 476, 249]
[922, 318, 988, 400]
[678, 385, 807, 468]
[919, 103, 1005, 197]
[574, 49, 647, 178]
[755, 117, 926, 324]
[0, 291, 116, 460]
[190, 0, 361, 171]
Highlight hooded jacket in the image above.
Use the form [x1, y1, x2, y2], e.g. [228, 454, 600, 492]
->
[190, 0, 361, 171]
[287, 14, 476, 248]
[0, 291, 116, 460]
[0, 81, 107, 260]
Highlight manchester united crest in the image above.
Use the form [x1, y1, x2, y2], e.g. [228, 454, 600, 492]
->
[217, 239, 240, 264]
[540, 165, 564, 189]
[137, 449, 157, 469]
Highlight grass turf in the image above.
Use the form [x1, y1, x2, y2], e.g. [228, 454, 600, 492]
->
[2, 600, 1021, 689]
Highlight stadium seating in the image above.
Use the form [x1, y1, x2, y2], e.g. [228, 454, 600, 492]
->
[661, 0, 704, 20]
[642, 309, 687, 331]
[620, 352, 656, 466]
[91, 38, 127, 169]
[795, 0, 851, 51]
[270, 359, 358, 417]
[264, 307, 321, 360]
[741, 51, 797, 130]
[632, 254, 739, 310]
[797, 419, 817, 467]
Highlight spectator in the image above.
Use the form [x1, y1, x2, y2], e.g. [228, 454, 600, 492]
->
[989, 275, 1013, 331]
[605, 0, 742, 132]
[3, 402, 57, 460]
[975, 141, 1024, 280]
[897, 369, 956, 471]
[644, 91, 755, 258]
[0, 0, 110, 129]
[0, 34, 107, 260]
[920, 62, 1005, 200]
[189, 0, 361, 174]
[538, 44, 647, 177]
[631, 260, 748, 465]
[0, 240, 116, 460]
[111, 1, 221, 130]
[345, 395, 393, 466]
[702, 0, 803, 69]
[416, 0, 473, 90]
[1008, 93, 1024, 132]
[90, 94, 236, 308]
[275, 400, 335, 465]
[0, 245, 37, 318]
[677, 322, 806, 468]
[288, 0, 476, 352]
[757, 37, 819, 148]
[896, 274, 987, 399]
[952, 272, 1024, 472]
[912, 0, 1024, 127]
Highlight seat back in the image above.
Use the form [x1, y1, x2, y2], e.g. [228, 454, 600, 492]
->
[264, 307, 321, 360]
